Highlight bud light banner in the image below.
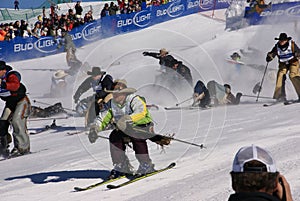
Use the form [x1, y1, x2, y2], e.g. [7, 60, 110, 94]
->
[0, 0, 230, 62]
[244, 2, 300, 25]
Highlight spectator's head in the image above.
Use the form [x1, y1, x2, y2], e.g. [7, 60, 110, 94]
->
[230, 145, 279, 194]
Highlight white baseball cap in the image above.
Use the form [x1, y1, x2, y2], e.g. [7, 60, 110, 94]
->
[232, 145, 277, 173]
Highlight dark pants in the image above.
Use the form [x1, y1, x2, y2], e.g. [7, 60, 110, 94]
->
[109, 129, 152, 165]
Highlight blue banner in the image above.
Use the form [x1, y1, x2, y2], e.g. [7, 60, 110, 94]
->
[245, 2, 300, 25]
[0, 0, 230, 62]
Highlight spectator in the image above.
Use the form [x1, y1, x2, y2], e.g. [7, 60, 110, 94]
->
[14, 0, 19, 10]
[100, 3, 110, 18]
[0, 27, 6, 41]
[109, 2, 119, 16]
[228, 144, 293, 201]
[75, 1, 83, 19]
[31, 22, 42, 38]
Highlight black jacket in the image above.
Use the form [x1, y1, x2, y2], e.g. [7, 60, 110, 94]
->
[146, 52, 178, 69]
[228, 192, 281, 201]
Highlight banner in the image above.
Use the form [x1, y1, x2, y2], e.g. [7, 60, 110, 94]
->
[244, 2, 300, 25]
[0, 0, 230, 62]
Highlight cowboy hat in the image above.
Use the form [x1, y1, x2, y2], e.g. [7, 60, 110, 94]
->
[275, 33, 292, 41]
[159, 48, 168, 56]
[53, 70, 68, 79]
[87, 67, 105, 76]
[114, 79, 127, 87]
[105, 87, 136, 94]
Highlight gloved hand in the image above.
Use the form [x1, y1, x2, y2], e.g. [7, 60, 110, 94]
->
[266, 53, 273, 62]
[150, 135, 171, 146]
[143, 51, 149, 56]
[116, 115, 132, 132]
[88, 127, 98, 143]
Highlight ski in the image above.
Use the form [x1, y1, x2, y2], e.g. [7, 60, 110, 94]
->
[164, 106, 210, 110]
[263, 102, 281, 107]
[74, 175, 126, 191]
[106, 162, 176, 189]
[29, 120, 58, 135]
[0, 149, 48, 161]
[67, 129, 87, 135]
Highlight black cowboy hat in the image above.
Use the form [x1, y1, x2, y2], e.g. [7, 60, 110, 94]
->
[275, 33, 292, 41]
[87, 67, 105, 76]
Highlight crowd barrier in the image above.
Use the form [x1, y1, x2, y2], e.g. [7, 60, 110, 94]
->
[0, 0, 230, 62]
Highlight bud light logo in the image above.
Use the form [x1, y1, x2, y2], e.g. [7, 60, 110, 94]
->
[34, 37, 57, 53]
[286, 5, 300, 16]
[82, 22, 101, 41]
[167, 1, 185, 17]
[133, 10, 151, 27]
[199, 0, 214, 10]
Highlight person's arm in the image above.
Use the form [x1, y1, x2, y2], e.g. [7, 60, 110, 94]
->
[73, 77, 92, 103]
[274, 174, 293, 201]
[266, 45, 277, 62]
[142, 51, 160, 59]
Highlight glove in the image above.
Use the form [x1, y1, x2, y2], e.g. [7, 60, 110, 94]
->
[143, 51, 149, 56]
[116, 115, 132, 132]
[150, 135, 171, 146]
[88, 127, 98, 143]
[266, 53, 273, 62]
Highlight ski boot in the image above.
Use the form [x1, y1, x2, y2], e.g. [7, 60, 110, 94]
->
[108, 160, 134, 179]
[0, 136, 9, 158]
[136, 162, 155, 176]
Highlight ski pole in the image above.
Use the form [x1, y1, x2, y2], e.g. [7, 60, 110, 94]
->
[176, 97, 193, 106]
[33, 99, 76, 113]
[164, 135, 205, 149]
[256, 62, 269, 102]
[242, 94, 273, 99]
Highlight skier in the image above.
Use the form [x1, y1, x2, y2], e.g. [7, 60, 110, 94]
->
[173, 61, 193, 86]
[30, 102, 65, 118]
[207, 80, 242, 106]
[73, 67, 113, 124]
[0, 61, 31, 157]
[266, 32, 300, 102]
[143, 48, 178, 73]
[88, 81, 170, 178]
[50, 70, 68, 97]
[57, 29, 82, 76]
[192, 80, 210, 108]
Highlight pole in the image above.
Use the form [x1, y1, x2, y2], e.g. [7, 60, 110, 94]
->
[176, 97, 193, 106]
[256, 62, 269, 102]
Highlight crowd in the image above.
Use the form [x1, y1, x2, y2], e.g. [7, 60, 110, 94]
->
[0, 0, 171, 41]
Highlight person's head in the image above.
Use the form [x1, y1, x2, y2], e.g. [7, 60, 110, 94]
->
[106, 80, 136, 104]
[87, 67, 105, 80]
[230, 145, 279, 194]
[159, 48, 168, 57]
[275, 33, 291, 49]
[0, 60, 7, 77]
[53, 70, 68, 80]
[224, 84, 231, 94]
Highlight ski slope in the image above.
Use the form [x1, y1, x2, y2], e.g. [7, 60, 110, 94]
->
[1, 7, 300, 201]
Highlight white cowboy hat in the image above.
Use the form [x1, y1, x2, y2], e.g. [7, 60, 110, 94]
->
[53, 70, 68, 79]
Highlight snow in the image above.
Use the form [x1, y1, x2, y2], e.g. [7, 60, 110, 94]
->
[1, 6, 300, 201]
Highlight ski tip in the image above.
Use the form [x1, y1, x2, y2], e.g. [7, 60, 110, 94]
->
[169, 162, 176, 168]
[74, 187, 84, 192]
[107, 184, 120, 189]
